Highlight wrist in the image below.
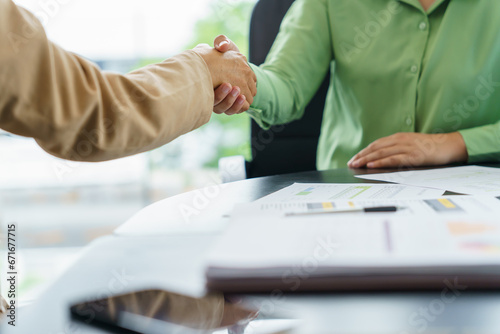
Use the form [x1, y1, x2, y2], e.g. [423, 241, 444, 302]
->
[445, 132, 468, 164]
[192, 46, 220, 88]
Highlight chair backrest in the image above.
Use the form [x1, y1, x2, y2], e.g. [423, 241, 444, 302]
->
[246, 0, 329, 178]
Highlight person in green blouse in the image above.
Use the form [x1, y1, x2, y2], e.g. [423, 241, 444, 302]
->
[213, 0, 500, 170]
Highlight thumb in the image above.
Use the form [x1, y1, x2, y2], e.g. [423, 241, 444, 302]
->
[214, 35, 239, 53]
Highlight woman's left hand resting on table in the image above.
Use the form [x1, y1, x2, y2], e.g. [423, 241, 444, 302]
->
[347, 132, 468, 168]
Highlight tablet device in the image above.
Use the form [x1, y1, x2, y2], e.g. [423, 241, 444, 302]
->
[70, 289, 299, 334]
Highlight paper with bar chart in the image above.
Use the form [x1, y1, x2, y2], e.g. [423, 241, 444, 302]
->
[255, 182, 444, 203]
[206, 194, 500, 291]
[356, 165, 500, 196]
[210, 209, 500, 267]
[235, 195, 500, 218]
[206, 174, 500, 292]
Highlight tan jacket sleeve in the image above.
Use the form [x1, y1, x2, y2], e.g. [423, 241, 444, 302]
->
[0, 0, 214, 162]
[0, 295, 7, 320]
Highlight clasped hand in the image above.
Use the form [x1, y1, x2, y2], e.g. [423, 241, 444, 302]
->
[193, 35, 256, 115]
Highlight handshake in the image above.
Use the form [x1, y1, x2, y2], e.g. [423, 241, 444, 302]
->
[193, 35, 257, 115]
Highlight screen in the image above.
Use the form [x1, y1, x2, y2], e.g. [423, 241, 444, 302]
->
[70, 289, 298, 334]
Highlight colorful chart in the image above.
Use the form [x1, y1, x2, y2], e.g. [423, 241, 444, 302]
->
[460, 242, 500, 254]
[447, 221, 497, 236]
[306, 202, 336, 211]
[330, 186, 371, 200]
[424, 198, 464, 213]
[296, 187, 315, 196]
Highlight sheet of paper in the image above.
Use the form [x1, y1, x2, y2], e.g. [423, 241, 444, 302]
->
[255, 183, 444, 203]
[207, 199, 500, 273]
[234, 195, 500, 218]
[356, 165, 500, 196]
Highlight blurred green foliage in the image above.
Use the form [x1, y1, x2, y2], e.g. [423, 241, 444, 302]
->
[184, 0, 257, 166]
[183, 0, 255, 56]
[133, 0, 257, 169]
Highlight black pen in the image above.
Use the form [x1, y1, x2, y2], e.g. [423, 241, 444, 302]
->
[285, 206, 404, 216]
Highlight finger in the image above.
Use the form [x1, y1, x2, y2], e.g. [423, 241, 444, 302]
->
[238, 80, 255, 105]
[214, 35, 228, 49]
[225, 95, 246, 115]
[214, 83, 232, 106]
[358, 137, 398, 157]
[348, 136, 400, 166]
[238, 87, 253, 106]
[214, 87, 240, 114]
[349, 145, 407, 168]
[365, 154, 411, 168]
[234, 97, 250, 114]
[239, 100, 250, 112]
[214, 35, 239, 53]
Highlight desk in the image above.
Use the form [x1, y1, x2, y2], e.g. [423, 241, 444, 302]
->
[5, 166, 500, 334]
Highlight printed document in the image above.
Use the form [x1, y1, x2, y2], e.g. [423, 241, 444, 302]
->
[205, 190, 500, 291]
[356, 165, 500, 196]
[235, 195, 500, 218]
[256, 183, 444, 203]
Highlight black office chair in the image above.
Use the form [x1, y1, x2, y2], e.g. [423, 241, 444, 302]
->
[219, 0, 330, 182]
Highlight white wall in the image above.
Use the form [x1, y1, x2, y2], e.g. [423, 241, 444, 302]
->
[14, 0, 212, 59]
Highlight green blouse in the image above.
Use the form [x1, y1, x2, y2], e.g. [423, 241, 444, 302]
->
[248, 0, 500, 169]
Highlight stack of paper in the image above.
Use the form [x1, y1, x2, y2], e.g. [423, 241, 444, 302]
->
[205, 167, 500, 292]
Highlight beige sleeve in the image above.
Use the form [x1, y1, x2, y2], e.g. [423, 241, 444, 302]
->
[0, 295, 7, 320]
[100, 290, 224, 329]
[0, 0, 214, 162]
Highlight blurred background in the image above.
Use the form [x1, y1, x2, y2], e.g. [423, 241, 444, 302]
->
[0, 0, 257, 304]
